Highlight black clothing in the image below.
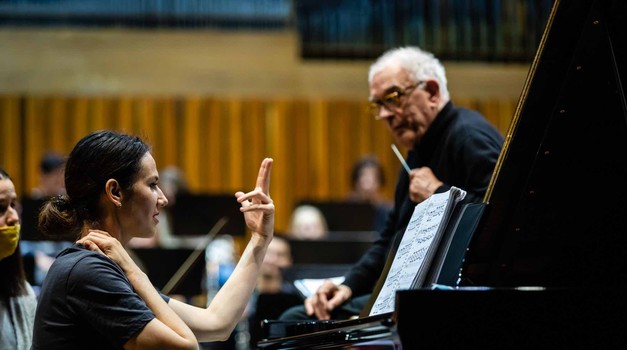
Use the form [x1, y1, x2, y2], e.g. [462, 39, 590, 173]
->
[280, 101, 503, 320]
[344, 101, 503, 296]
[372, 202, 393, 233]
[32, 244, 169, 350]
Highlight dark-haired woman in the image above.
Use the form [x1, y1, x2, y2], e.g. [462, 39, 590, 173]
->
[32, 130, 274, 350]
[347, 155, 392, 232]
[0, 168, 37, 350]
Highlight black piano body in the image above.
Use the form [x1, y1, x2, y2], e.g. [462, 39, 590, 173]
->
[259, 0, 627, 348]
[462, 0, 627, 290]
[403, 0, 627, 348]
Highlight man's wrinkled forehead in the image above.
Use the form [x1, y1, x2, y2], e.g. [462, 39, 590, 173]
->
[369, 66, 413, 97]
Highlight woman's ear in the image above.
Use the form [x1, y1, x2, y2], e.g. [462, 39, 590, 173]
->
[105, 179, 123, 208]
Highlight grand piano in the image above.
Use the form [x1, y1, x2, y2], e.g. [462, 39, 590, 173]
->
[259, 0, 627, 348]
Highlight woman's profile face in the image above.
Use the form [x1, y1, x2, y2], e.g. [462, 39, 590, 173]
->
[118, 153, 168, 242]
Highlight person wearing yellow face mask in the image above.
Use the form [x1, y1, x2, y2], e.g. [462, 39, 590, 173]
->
[0, 168, 37, 350]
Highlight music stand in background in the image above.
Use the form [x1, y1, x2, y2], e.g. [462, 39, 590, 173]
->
[287, 238, 373, 265]
[171, 193, 245, 237]
[131, 248, 206, 296]
[283, 237, 373, 299]
[295, 200, 377, 232]
[19, 197, 47, 241]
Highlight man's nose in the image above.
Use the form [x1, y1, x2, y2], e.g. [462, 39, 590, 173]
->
[377, 106, 395, 120]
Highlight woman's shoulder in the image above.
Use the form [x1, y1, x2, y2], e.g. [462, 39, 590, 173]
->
[51, 244, 123, 280]
[23, 281, 36, 298]
[21, 282, 37, 313]
[8, 282, 37, 317]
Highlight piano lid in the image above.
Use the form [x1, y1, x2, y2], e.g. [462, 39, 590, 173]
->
[461, 0, 627, 288]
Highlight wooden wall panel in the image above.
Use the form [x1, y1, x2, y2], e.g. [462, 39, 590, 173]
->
[48, 98, 67, 152]
[24, 98, 45, 196]
[116, 97, 134, 133]
[182, 98, 201, 190]
[0, 94, 514, 232]
[288, 100, 312, 209]
[240, 99, 266, 194]
[74, 98, 90, 147]
[0, 96, 22, 191]
[155, 98, 178, 169]
[227, 99, 243, 190]
[88, 97, 107, 131]
[266, 99, 289, 228]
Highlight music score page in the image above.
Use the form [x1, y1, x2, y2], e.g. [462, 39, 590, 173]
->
[369, 187, 466, 316]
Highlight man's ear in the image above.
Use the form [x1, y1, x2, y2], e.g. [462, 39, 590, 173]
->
[105, 179, 123, 208]
[424, 80, 441, 103]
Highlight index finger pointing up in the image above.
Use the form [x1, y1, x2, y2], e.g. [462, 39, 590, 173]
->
[255, 158, 273, 194]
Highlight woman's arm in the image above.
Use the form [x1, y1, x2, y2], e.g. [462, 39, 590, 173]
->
[168, 232, 271, 341]
[169, 158, 275, 341]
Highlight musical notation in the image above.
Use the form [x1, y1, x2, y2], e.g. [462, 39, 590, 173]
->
[369, 187, 466, 316]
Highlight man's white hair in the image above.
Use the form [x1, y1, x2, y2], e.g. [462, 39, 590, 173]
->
[368, 46, 450, 103]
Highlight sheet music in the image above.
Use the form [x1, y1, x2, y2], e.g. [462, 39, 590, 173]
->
[293, 276, 345, 298]
[369, 187, 466, 316]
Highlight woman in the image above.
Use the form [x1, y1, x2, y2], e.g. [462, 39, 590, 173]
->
[347, 155, 392, 232]
[31, 130, 274, 350]
[0, 168, 37, 350]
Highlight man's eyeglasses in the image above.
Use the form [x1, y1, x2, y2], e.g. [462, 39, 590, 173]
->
[368, 82, 423, 120]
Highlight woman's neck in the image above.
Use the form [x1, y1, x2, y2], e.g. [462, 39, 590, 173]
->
[81, 220, 124, 244]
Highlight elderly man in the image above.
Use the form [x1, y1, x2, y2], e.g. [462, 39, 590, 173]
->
[280, 46, 504, 321]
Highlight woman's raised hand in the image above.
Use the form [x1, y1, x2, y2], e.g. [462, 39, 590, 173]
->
[234, 158, 274, 238]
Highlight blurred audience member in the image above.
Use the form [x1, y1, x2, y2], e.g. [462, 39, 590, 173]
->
[1, 168, 37, 350]
[256, 235, 293, 293]
[30, 152, 66, 199]
[21, 152, 72, 289]
[347, 155, 393, 232]
[244, 235, 298, 349]
[288, 205, 329, 240]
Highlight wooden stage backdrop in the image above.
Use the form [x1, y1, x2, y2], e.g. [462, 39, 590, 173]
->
[0, 95, 515, 233]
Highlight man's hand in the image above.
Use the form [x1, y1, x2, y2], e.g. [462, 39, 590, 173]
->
[408, 166, 443, 203]
[304, 280, 352, 320]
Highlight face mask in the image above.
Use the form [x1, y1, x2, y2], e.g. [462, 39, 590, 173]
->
[0, 224, 20, 261]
